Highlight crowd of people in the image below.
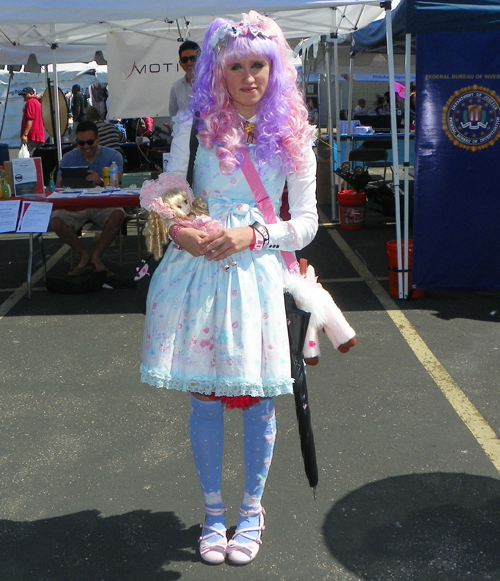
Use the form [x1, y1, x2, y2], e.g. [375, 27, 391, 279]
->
[14, 37, 418, 283]
[352, 84, 416, 123]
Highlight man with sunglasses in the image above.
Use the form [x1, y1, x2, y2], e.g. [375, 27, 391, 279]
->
[169, 40, 200, 117]
[52, 121, 125, 276]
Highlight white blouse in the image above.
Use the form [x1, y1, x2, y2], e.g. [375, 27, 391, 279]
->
[165, 111, 318, 252]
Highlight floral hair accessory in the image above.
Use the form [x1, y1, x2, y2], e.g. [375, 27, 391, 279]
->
[140, 173, 193, 220]
[209, 18, 271, 53]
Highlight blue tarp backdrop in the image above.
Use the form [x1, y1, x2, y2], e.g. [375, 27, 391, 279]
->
[412, 30, 500, 290]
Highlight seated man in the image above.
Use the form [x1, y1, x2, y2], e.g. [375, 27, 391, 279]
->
[52, 120, 125, 276]
[353, 99, 367, 117]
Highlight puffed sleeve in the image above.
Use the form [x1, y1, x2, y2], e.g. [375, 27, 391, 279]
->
[266, 146, 318, 252]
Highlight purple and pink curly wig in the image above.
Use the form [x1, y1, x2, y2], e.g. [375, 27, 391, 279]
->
[189, 11, 314, 176]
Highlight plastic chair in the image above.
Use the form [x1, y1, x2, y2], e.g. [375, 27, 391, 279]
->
[348, 148, 393, 182]
[359, 139, 394, 180]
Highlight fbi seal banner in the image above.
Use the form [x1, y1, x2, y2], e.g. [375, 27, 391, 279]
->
[413, 31, 500, 290]
[443, 85, 500, 151]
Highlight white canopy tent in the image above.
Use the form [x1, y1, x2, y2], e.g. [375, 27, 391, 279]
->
[0, 0, 405, 265]
[0, 1, 399, 154]
[0, 2, 392, 65]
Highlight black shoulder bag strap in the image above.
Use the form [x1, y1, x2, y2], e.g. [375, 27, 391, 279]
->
[186, 119, 199, 188]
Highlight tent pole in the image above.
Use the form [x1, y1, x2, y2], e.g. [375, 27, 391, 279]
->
[44, 65, 56, 146]
[385, 2, 403, 298]
[333, 30, 341, 221]
[301, 49, 306, 98]
[50, 31, 63, 162]
[347, 47, 354, 152]
[46, 78, 57, 149]
[403, 33, 412, 298]
[325, 39, 336, 221]
[0, 70, 14, 140]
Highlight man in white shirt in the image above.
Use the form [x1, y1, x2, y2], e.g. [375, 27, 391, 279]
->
[169, 41, 200, 117]
[353, 99, 367, 117]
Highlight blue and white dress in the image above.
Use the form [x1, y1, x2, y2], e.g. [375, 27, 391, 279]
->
[140, 112, 318, 399]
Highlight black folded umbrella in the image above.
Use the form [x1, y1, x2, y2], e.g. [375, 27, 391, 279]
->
[284, 292, 319, 491]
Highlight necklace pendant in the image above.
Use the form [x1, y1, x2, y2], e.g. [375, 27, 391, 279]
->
[243, 122, 255, 144]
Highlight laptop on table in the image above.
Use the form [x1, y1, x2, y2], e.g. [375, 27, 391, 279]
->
[60, 166, 90, 189]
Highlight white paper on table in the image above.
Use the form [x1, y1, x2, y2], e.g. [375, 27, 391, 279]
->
[78, 190, 110, 197]
[16, 201, 53, 233]
[47, 191, 83, 199]
[112, 189, 141, 196]
[0, 200, 21, 233]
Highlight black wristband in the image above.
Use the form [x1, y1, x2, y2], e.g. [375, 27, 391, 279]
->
[250, 222, 269, 247]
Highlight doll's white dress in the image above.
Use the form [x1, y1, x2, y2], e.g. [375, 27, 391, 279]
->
[140, 113, 318, 398]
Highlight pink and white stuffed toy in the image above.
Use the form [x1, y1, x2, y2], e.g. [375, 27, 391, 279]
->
[284, 260, 357, 361]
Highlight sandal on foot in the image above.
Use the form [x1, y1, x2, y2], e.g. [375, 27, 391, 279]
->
[67, 264, 93, 277]
[226, 507, 265, 565]
[199, 506, 227, 565]
[91, 264, 115, 278]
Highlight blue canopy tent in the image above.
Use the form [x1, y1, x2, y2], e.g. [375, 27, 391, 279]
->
[406, 0, 500, 33]
[352, 0, 408, 52]
[350, 0, 500, 294]
[406, 1, 500, 291]
[353, 1, 500, 50]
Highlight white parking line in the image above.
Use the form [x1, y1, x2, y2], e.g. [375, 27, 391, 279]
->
[328, 226, 500, 474]
[0, 245, 69, 319]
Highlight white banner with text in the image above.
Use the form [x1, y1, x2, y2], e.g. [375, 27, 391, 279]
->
[106, 31, 183, 119]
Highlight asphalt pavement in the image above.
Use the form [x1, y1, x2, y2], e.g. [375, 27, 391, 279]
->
[1, 203, 500, 581]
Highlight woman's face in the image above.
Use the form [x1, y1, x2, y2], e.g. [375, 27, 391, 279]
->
[224, 53, 270, 119]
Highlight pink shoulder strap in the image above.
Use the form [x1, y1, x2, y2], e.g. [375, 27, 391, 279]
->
[240, 149, 299, 273]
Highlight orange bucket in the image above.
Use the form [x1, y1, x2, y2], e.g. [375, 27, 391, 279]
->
[386, 240, 425, 298]
[337, 189, 366, 230]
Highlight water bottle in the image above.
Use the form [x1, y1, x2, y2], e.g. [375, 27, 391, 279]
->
[109, 161, 118, 188]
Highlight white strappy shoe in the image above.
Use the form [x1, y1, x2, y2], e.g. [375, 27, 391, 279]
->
[199, 506, 227, 565]
[226, 506, 265, 565]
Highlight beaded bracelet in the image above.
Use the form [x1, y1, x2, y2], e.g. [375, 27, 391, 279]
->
[170, 224, 184, 239]
[250, 222, 269, 248]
